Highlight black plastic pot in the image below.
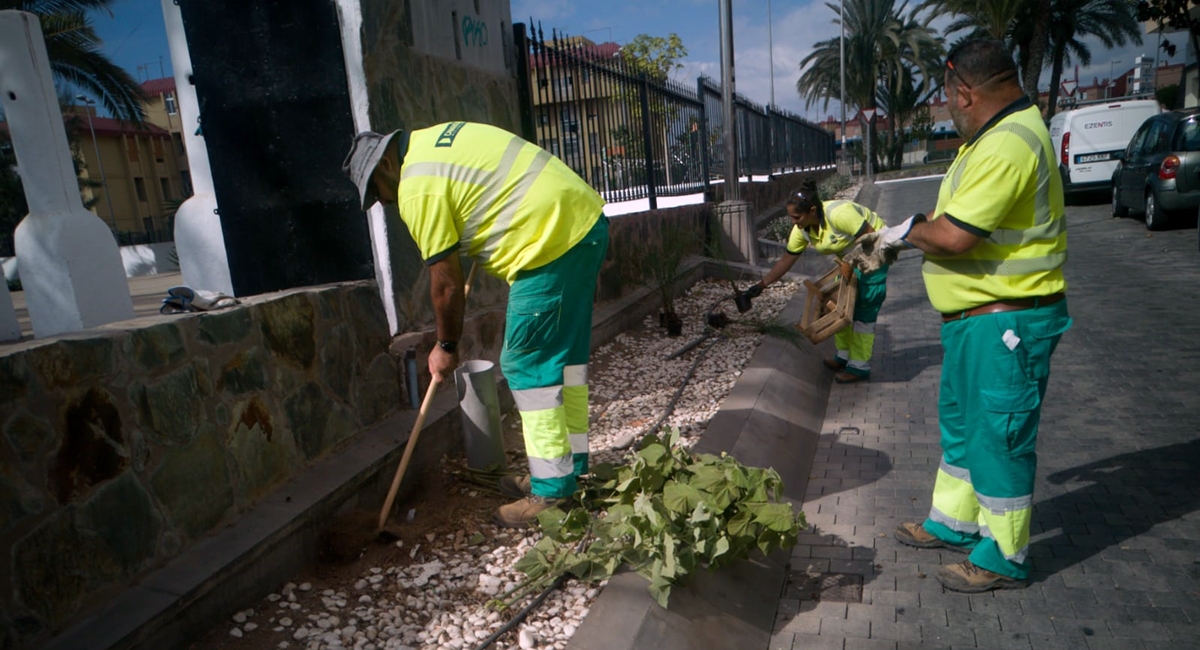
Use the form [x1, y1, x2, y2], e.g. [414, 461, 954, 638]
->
[663, 310, 684, 337]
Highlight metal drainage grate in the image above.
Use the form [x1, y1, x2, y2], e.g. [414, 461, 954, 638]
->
[784, 571, 864, 603]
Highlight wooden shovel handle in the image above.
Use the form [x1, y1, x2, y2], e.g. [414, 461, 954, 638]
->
[378, 374, 442, 532]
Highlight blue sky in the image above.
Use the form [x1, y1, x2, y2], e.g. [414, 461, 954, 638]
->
[85, 0, 1186, 121]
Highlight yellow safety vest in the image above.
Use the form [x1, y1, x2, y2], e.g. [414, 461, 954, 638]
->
[923, 102, 1068, 313]
[397, 122, 604, 283]
[787, 200, 885, 257]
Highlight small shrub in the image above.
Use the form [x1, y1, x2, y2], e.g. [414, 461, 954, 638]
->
[6, 277, 20, 292]
[818, 173, 852, 200]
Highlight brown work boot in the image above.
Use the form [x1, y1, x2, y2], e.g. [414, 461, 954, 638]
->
[894, 522, 968, 553]
[937, 560, 1027, 593]
[493, 495, 560, 529]
[823, 356, 847, 371]
[498, 474, 532, 499]
[834, 370, 869, 383]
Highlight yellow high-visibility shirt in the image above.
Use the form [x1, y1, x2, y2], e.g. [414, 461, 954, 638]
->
[923, 99, 1068, 314]
[396, 122, 604, 282]
[787, 200, 885, 257]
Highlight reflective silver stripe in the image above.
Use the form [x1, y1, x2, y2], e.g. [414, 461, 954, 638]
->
[976, 492, 1033, 514]
[922, 251, 1068, 276]
[478, 148, 554, 264]
[528, 454, 574, 479]
[929, 506, 980, 533]
[460, 137, 527, 247]
[400, 161, 483, 184]
[836, 349, 849, 359]
[569, 432, 589, 454]
[939, 459, 973, 484]
[986, 122, 1052, 226]
[989, 216, 1065, 246]
[847, 359, 870, 371]
[512, 386, 563, 412]
[949, 150, 972, 193]
[825, 199, 848, 214]
[979, 525, 1030, 563]
[563, 364, 588, 386]
[852, 321, 876, 334]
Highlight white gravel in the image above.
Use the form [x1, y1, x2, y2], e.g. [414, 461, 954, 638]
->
[220, 278, 798, 650]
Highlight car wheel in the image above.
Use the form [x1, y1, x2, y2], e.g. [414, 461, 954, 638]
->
[1112, 183, 1128, 218]
[1145, 191, 1169, 231]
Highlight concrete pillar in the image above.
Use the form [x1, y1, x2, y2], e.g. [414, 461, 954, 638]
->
[715, 200, 758, 265]
[160, 0, 233, 296]
[0, 281, 20, 341]
[0, 10, 134, 338]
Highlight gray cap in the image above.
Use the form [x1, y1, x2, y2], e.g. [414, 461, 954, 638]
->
[342, 129, 403, 210]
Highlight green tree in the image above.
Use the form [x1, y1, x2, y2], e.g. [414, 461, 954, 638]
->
[617, 33, 688, 184]
[920, 0, 1026, 39]
[619, 33, 687, 82]
[3, 0, 146, 123]
[796, 0, 942, 172]
[1156, 82, 1181, 108]
[1136, 0, 1200, 73]
[1042, 0, 1142, 118]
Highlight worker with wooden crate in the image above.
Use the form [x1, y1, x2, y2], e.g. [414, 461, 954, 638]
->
[851, 39, 1071, 593]
[739, 177, 889, 383]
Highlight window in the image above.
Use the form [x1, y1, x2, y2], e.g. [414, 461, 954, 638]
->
[143, 216, 155, 232]
[165, 91, 178, 115]
[538, 111, 550, 126]
[539, 138, 560, 156]
[588, 133, 599, 151]
[160, 178, 171, 199]
[153, 138, 165, 162]
[134, 177, 147, 202]
[127, 138, 139, 163]
[172, 132, 184, 155]
[180, 171, 193, 197]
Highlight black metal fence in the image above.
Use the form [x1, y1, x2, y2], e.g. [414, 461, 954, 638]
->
[514, 23, 835, 209]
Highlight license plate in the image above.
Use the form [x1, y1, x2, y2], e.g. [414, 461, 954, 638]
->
[1076, 153, 1111, 163]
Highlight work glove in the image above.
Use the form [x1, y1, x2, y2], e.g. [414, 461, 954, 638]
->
[845, 214, 925, 273]
[734, 282, 764, 313]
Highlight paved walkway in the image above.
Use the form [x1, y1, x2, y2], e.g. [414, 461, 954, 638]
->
[772, 179, 1200, 650]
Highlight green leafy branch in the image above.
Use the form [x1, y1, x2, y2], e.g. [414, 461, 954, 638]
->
[507, 429, 805, 609]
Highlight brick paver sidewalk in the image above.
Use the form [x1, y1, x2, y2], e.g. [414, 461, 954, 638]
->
[771, 178, 1200, 650]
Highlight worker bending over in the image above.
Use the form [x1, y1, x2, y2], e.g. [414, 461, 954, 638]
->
[343, 122, 607, 528]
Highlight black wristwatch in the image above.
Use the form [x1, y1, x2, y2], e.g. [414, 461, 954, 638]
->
[437, 340, 458, 353]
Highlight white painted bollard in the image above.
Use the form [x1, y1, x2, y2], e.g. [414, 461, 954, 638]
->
[160, 0, 234, 296]
[0, 10, 134, 338]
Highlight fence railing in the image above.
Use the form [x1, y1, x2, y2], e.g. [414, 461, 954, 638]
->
[514, 23, 835, 210]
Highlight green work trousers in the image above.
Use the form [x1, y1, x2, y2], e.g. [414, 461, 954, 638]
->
[834, 266, 889, 377]
[923, 299, 1071, 579]
[501, 216, 609, 499]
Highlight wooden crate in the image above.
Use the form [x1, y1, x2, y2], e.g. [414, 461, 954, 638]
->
[797, 264, 857, 344]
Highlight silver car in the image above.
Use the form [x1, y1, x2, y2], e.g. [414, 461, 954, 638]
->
[1111, 107, 1200, 231]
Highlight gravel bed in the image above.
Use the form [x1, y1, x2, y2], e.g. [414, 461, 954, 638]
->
[215, 277, 799, 650]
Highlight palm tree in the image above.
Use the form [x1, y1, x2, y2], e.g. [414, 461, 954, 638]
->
[1041, 0, 1142, 118]
[2, 0, 146, 123]
[918, 0, 1049, 104]
[796, 0, 942, 171]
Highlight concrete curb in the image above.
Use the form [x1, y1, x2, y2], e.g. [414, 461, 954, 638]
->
[568, 288, 834, 650]
[854, 181, 881, 209]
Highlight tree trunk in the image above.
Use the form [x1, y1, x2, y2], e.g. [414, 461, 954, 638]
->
[1022, 0, 1051, 105]
[1046, 42, 1066, 120]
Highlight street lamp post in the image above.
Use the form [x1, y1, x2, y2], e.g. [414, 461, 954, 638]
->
[75, 95, 117, 229]
[1109, 60, 1121, 99]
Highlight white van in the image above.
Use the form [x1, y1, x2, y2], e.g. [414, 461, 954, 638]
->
[1049, 98, 1162, 194]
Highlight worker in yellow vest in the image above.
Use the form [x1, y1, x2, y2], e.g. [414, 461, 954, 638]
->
[856, 39, 1072, 592]
[740, 177, 890, 383]
[343, 122, 608, 528]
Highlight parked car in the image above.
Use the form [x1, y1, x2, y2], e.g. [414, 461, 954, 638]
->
[1111, 107, 1200, 230]
[1050, 98, 1162, 195]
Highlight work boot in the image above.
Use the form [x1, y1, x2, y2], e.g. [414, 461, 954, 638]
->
[937, 560, 1027, 593]
[493, 495, 560, 529]
[498, 474, 532, 499]
[823, 356, 847, 371]
[894, 522, 968, 553]
[834, 370, 868, 383]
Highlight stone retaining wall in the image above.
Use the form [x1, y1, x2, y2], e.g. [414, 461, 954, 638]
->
[0, 281, 399, 644]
